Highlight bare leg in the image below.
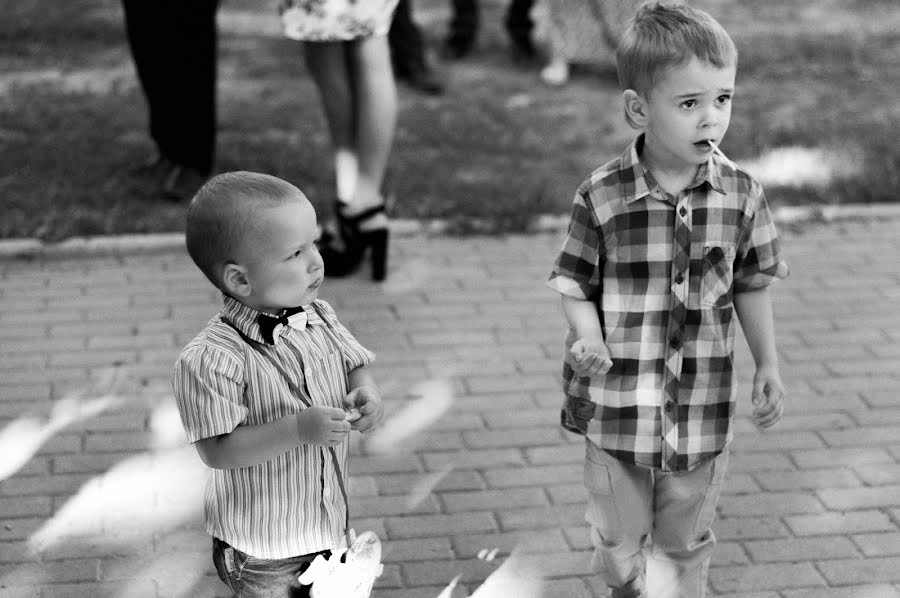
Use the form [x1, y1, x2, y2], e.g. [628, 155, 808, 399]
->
[304, 41, 358, 204]
[346, 34, 396, 222]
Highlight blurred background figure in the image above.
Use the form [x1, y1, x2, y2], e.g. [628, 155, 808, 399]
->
[389, 0, 444, 95]
[281, 0, 398, 281]
[121, 0, 219, 201]
[538, 0, 643, 86]
[443, 0, 536, 60]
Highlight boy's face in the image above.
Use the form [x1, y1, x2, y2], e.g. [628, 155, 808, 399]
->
[234, 198, 324, 313]
[639, 57, 736, 173]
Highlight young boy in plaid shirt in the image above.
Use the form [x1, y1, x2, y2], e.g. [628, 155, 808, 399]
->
[547, 3, 788, 597]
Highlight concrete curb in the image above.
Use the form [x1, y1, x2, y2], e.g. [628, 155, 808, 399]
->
[2, 204, 899, 261]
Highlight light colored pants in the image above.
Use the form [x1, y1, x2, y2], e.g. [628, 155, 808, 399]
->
[584, 440, 729, 598]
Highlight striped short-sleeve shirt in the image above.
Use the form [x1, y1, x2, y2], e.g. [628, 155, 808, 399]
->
[172, 296, 375, 559]
[548, 135, 788, 472]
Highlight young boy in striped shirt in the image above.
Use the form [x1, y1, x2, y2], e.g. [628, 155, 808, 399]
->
[547, 4, 788, 597]
[173, 171, 383, 597]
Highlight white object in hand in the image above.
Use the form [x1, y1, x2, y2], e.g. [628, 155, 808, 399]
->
[346, 408, 362, 423]
[298, 530, 384, 598]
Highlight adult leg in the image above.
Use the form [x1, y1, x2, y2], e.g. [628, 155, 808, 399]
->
[304, 41, 358, 204]
[346, 34, 397, 217]
[504, 0, 536, 59]
[122, 0, 169, 169]
[648, 449, 729, 598]
[584, 440, 652, 597]
[388, 0, 443, 94]
[162, 0, 219, 175]
[444, 0, 478, 58]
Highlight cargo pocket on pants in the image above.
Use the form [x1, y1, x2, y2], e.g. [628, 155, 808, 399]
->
[692, 449, 729, 535]
[584, 441, 622, 535]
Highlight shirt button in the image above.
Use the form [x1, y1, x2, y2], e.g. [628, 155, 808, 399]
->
[674, 273, 684, 284]
[664, 400, 675, 412]
[679, 206, 688, 217]
[669, 337, 681, 350]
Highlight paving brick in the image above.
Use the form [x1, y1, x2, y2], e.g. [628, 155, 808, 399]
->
[0, 473, 92, 497]
[791, 447, 894, 469]
[0, 558, 100, 585]
[718, 492, 824, 517]
[822, 426, 900, 447]
[782, 586, 900, 598]
[386, 512, 497, 539]
[421, 449, 525, 471]
[818, 485, 900, 510]
[374, 471, 485, 495]
[452, 529, 570, 558]
[715, 517, 791, 540]
[745, 537, 859, 562]
[853, 533, 900, 557]
[818, 556, 900, 585]
[381, 537, 454, 563]
[497, 504, 585, 531]
[462, 427, 563, 449]
[709, 563, 825, 592]
[524, 445, 582, 465]
[753, 468, 861, 491]
[441, 487, 548, 513]
[353, 495, 440, 517]
[786, 510, 896, 536]
[483, 464, 581, 488]
[0, 496, 52, 518]
[727, 452, 795, 473]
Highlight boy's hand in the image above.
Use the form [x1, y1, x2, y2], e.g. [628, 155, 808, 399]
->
[570, 336, 613, 377]
[343, 386, 383, 433]
[296, 406, 351, 447]
[751, 365, 785, 429]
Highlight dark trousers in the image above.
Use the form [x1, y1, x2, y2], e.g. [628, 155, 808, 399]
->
[122, 0, 219, 174]
[389, 0, 428, 76]
[449, 0, 534, 41]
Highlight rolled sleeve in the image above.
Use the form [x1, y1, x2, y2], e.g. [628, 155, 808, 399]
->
[315, 300, 376, 371]
[172, 345, 248, 443]
[733, 188, 789, 293]
[547, 190, 604, 300]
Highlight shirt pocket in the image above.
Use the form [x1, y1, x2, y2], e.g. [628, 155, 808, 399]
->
[304, 349, 349, 407]
[699, 243, 736, 308]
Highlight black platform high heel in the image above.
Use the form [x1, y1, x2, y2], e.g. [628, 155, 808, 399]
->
[319, 203, 389, 281]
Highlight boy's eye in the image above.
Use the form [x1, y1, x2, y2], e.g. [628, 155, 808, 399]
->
[716, 94, 732, 105]
[680, 99, 696, 109]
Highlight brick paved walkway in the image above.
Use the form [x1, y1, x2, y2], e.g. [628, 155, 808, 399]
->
[1, 218, 899, 598]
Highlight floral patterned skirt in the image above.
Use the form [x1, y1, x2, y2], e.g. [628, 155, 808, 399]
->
[280, 0, 399, 41]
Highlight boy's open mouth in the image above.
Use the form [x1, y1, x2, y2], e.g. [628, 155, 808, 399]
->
[694, 140, 713, 149]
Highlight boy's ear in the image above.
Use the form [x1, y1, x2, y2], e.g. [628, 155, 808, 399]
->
[221, 262, 251, 298]
[623, 89, 648, 128]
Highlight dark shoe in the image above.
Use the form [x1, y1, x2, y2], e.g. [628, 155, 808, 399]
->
[161, 165, 208, 201]
[319, 202, 389, 281]
[441, 34, 475, 60]
[128, 154, 173, 181]
[508, 34, 537, 62]
[397, 66, 444, 95]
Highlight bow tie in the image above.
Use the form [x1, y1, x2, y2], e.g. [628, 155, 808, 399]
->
[257, 306, 308, 344]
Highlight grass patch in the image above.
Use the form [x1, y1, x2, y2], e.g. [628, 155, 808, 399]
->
[2, 0, 898, 240]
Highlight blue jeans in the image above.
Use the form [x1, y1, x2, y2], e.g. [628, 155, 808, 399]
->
[212, 538, 330, 598]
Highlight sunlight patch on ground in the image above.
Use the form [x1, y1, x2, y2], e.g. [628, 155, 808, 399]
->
[0, 367, 127, 481]
[366, 379, 454, 455]
[433, 548, 545, 598]
[28, 445, 205, 553]
[740, 146, 861, 188]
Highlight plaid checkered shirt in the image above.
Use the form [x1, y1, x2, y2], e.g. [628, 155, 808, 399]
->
[547, 135, 788, 472]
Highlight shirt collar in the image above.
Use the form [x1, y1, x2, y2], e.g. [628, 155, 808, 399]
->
[621, 134, 728, 205]
[221, 295, 324, 345]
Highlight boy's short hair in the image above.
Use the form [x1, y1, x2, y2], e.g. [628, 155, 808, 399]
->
[185, 171, 304, 290]
[617, 2, 738, 123]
